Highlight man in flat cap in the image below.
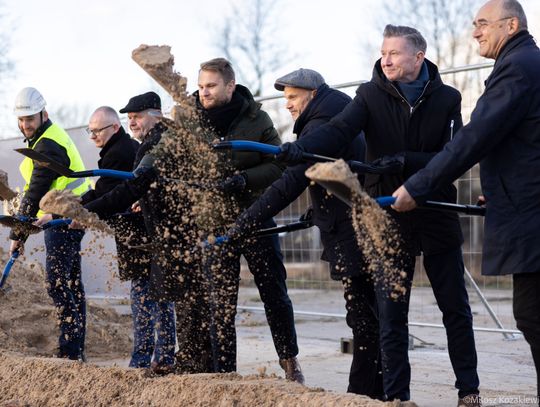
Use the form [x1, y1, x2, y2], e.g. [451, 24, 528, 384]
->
[82, 91, 176, 373]
[226, 69, 384, 398]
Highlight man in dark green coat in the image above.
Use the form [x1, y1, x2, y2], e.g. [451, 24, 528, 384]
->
[174, 58, 303, 382]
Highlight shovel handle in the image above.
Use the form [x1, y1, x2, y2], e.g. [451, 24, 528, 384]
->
[0, 250, 19, 288]
[373, 196, 485, 215]
[71, 169, 135, 180]
[42, 219, 73, 230]
[213, 140, 336, 163]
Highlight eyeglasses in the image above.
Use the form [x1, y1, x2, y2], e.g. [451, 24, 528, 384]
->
[472, 16, 513, 30]
[86, 124, 114, 136]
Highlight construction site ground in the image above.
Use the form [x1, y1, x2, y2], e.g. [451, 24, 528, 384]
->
[92, 285, 537, 407]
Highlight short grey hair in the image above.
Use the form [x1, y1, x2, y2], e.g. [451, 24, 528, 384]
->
[502, 0, 528, 30]
[383, 24, 427, 53]
[93, 106, 121, 125]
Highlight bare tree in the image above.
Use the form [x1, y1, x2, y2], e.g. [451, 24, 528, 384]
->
[213, 0, 291, 96]
[51, 104, 92, 130]
[0, 2, 14, 82]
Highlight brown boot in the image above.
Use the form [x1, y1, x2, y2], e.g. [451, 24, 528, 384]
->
[279, 357, 305, 385]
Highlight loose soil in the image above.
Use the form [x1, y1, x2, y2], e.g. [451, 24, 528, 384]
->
[306, 160, 407, 298]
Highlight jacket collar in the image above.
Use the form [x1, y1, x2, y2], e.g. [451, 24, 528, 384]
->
[494, 30, 534, 66]
[293, 83, 330, 135]
[372, 57, 442, 101]
[100, 126, 129, 158]
[26, 119, 53, 147]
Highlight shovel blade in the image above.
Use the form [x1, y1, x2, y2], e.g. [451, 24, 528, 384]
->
[15, 148, 74, 177]
[0, 215, 42, 235]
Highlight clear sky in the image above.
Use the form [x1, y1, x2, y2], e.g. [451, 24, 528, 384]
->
[1, 0, 539, 137]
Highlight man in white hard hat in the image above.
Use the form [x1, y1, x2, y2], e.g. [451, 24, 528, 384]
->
[10, 87, 92, 361]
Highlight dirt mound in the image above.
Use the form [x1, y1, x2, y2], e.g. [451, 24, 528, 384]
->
[0, 352, 401, 407]
[0, 248, 132, 360]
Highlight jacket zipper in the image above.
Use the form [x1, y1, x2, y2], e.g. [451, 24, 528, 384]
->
[390, 80, 431, 116]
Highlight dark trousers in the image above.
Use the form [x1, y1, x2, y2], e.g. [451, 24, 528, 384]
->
[243, 219, 298, 360]
[325, 235, 383, 399]
[44, 227, 86, 359]
[375, 246, 479, 401]
[513, 272, 540, 397]
[175, 219, 298, 373]
[342, 274, 383, 399]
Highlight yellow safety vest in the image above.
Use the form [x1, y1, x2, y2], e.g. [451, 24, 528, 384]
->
[19, 123, 91, 217]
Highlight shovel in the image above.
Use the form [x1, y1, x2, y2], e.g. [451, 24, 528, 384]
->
[305, 161, 486, 216]
[15, 148, 135, 180]
[14, 148, 209, 189]
[0, 216, 73, 235]
[133, 219, 314, 250]
[206, 219, 314, 247]
[0, 215, 42, 235]
[0, 218, 72, 290]
[212, 140, 401, 175]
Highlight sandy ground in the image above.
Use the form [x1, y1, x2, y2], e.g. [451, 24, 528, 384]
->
[0, 253, 398, 407]
[92, 285, 536, 407]
[0, 249, 536, 406]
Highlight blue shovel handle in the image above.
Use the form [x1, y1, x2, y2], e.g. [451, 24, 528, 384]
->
[42, 219, 73, 230]
[214, 140, 280, 155]
[0, 250, 20, 288]
[213, 140, 335, 163]
[92, 169, 135, 180]
[72, 169, 134, 180]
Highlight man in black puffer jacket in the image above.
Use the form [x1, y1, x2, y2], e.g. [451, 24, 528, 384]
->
[229, 68, 383, 398]
[277, 26, 480, 404]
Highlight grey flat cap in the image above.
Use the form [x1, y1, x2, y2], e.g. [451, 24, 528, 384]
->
[274, 68, 325, 91]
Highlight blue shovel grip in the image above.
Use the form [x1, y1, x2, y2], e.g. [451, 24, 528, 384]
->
[375, 196, 396, 207]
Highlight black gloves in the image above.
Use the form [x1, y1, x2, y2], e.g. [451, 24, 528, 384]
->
[369, 154, 405, 175]
[219, 173, 247, 194]
[276, 142, 305, 165]
[347, 154, 405, 175]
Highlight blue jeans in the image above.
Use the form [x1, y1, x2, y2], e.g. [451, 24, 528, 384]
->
[44, 227, 86, 359]
[129, 276, 176, 368]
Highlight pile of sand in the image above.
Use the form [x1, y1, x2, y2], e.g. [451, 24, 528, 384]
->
[0, 352, 404, 407]
[0, 249, 132, 360]
[306, 160, 407, 298]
